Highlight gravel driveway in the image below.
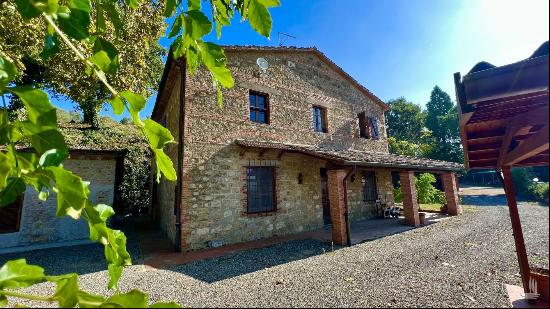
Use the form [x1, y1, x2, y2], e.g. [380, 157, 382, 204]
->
[2, 202, 548, 308]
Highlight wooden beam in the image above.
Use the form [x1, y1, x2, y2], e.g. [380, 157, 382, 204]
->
[497, 106, 549, 167]
[277, 150, 286, 159]
[499, 167, 531, 295]
[459, 112, 473, 169]
[503, 125, 549, 166]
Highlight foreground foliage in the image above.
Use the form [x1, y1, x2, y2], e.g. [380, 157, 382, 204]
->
[1, 0, 279, 307]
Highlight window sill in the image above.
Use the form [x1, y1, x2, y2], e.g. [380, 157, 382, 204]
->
[243, 210, 278, 218]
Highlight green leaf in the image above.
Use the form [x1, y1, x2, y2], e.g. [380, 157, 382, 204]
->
[125, 0, 139, 9]
[143, 119, 175, 149]
[96, 0, 106, 33]
[150, 302, 181, 308]
[0, 152, 14, 190]
[40, 33, 61, 60]
[247, 0, 272, 38]
[185, 10, 212, 39]
[153, 149, 176, 182]
[13, 0, 42, 20]
[77, 291, 106, 308]
[0, 294, 7, 308]
[188, 0, 200, 10]
[93, 203, 115, 221]
[107, 95, 124, 115]
[212, 0, 232, 39]
[199, 42, 234, 88]
[0, 56, 17, 91]
[48, 166, 90, 219]
[163, 0, 181, 17]
[39, 149, 68, 167]
[93, 38, 119, 74]
[58, 0, 91, 40]
[0, 177, 25, 208]
[259, 0, 280, 7]
[167, 14, 184, 39]
[47, 273, 79, 308]
[8, 86, 56, 128]
[119, 90, 146, 124]
[101, 1, 123, 37]
[0, 259, 45, 289]
[89, 51, 111, 73]
[172, 36, 186, 59]
[107, 264, 123, 290]
[28, 128, 68, 154]
[104, 290, 148, 308]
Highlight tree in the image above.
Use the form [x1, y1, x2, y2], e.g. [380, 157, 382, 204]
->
[385, 97, 426, 143]
[0, 0, 166, 128]
[1, 0, 280, 307]
[425, 86, 463, 163]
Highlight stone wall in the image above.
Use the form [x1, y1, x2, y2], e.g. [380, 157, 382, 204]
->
[155, 74, 181, 245]
[154, 49, 395, 251]
[179, 145, 326, 251]
[0, 157, 117, 252]
[346, 169, 395, 222]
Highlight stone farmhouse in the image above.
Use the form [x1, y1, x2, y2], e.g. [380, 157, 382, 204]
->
[151, 46, 462, 252]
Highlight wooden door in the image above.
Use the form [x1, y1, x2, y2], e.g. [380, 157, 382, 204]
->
[320, 168, 331, 225]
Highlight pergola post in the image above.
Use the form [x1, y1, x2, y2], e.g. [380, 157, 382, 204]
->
[500, 167, 531, 295]
[327, 169, 349, 245]
[442, 172, 462, 216]
[399, 171, 420, 226]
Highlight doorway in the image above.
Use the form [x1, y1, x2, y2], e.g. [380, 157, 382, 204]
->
[320, 168, 331, 225]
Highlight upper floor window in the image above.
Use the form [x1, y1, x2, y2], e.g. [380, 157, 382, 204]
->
[312, 106, 328, 133]
[246, 166, 276, 213]
[358, 112, 380, 139]
[249, 91, 269, 124]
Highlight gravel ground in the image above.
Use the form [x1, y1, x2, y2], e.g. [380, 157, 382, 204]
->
[1, 202, 548, 308]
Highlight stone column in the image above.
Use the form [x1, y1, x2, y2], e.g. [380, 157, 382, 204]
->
[442, 172, 462, 216]
[327, 169, 348, 245]
[399, 171, 420, 226]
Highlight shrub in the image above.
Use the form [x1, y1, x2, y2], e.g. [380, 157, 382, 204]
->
[529, 182, 549, 204]
[394, 173, 445, 205]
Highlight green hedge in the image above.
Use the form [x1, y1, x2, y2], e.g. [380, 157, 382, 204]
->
[15, 109, 152, 217]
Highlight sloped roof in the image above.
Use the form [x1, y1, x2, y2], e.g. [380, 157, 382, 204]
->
[235, 139, 463, 172]
[222, 45, 389, 111]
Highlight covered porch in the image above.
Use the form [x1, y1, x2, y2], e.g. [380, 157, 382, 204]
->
[235, 139, 463, 246]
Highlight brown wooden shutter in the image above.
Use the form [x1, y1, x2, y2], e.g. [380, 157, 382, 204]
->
[358, 111, 372, 139]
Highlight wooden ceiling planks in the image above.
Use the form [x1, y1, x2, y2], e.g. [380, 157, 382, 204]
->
[455, 52, 549, 170]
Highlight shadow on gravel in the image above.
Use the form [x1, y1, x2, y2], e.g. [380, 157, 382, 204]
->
[461, 194, 509, 206]
[0, 239, 141, 276]
[170, 239, 337, 283]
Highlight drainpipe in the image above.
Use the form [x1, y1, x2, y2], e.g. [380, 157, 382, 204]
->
[342, 165, 356, 246]
[173, 58, 186, 253]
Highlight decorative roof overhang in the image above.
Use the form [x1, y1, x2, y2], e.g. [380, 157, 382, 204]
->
[235, 139, 463, 172]
[454, 42, 549, 170]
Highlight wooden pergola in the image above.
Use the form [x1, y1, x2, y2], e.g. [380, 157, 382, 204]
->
[454, 41, 549, 299]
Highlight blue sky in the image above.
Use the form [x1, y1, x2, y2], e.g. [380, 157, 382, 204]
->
[72, 0, 549, 120]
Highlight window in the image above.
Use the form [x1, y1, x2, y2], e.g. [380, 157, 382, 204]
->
[363, 171, 378, 202]
[312, 106, 327, 133]
[358, 112, 380, 139]
[0, 196, 23, 234]
[249, 91, 269, 124]
[246, 166, 276, 213]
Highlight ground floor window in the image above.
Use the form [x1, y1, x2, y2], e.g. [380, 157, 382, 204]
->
[363, 171, 378, 202]
[246, 166, 276, 213]
[0, 196, 23, 234]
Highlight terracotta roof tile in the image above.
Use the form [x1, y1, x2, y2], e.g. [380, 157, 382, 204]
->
[235, 139, 463, 172]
